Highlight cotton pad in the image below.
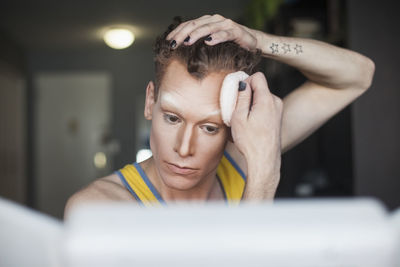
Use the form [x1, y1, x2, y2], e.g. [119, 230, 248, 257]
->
[219, 71, 249, 126]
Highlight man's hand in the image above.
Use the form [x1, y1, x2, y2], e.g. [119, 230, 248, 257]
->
[230, 72, 283, 200]
[166, 14, 260, 51]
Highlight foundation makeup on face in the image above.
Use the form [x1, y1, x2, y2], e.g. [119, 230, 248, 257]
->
[160, 91, 182, 112]
[207, 109, 221, 117]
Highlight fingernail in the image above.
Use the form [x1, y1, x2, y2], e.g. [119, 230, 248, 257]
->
[184, 36, 190, 43]
[170, 40, 177, 48]
[239, 81, 246, 91]
[205, 35, 212, 42]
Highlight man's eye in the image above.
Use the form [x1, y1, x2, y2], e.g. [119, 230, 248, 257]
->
[202, 125, 219, 134]
[164, 114, 180, 124]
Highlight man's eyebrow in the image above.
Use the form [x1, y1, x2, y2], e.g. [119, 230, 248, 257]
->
[160, 92, 183, 112]
[160, 103, 182, 116]
[203, 110, 222, 122]
[161, 102, 222, 122]
[198, 110, 223, 125]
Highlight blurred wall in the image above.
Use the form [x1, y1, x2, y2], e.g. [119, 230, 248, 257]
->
[0, 32, 27, 205]
[348, 1, 400, 210]
[28, 43, 154, 170]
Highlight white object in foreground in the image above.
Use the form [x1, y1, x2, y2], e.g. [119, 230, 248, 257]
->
[219, 71, 249, 126]
[0, 197, 63, 267]
[64, 199, 399, 267]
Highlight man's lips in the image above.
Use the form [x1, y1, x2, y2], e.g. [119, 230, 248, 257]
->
[166, 162, 198, 175]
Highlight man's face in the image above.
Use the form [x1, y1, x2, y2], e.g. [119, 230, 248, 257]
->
[145, 60, 229, 191]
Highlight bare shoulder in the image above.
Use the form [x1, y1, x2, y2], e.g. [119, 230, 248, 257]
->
[225, 141, 248, 176]
[64, 173, 136, 219]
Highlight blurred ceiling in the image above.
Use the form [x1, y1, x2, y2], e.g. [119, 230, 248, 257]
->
[0, 0, 247, 50]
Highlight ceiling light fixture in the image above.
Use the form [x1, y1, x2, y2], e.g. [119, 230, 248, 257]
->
[103, 28, 135, 49]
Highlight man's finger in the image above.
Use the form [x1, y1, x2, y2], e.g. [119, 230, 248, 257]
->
[167, 15, 222, 46]
[233, 81, 252, 121]
[246, 72, 272, 107]
[204, 30, 232, 46]
[184, 20, 228, 45]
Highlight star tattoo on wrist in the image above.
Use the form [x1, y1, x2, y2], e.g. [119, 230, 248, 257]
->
[294, 44, 303, 54]
[270, 43, 279, 54]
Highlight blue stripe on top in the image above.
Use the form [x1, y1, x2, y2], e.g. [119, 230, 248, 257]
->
[115, 170, 142, 204]
[223, 151, 246, 181]
[133, 162, 165, 204]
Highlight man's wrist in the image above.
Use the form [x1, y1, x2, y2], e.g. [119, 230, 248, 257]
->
[242, 160, 281, 201]
[257, 31, 281, 57]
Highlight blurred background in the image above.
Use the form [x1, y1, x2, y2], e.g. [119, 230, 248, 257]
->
[0, 0, 398, 219]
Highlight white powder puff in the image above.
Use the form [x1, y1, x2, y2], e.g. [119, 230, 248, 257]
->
[219, 71, 249, 126]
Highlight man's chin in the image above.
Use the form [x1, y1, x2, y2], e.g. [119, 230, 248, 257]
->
[160, 173, 202, 192]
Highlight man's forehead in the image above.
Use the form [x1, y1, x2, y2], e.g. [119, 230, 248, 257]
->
[160, 89, 220, 109]
[159, 75, 225, 105]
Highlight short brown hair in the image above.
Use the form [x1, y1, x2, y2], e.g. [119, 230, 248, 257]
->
[153, 16, 261, 97]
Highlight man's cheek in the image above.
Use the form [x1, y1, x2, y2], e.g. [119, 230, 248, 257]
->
[197, 136, 224, 158]
[153, 123, 175, 153]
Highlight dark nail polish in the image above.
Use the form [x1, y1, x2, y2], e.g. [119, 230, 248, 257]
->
[239, 81, 246, 91]
[205, 35, 212, 42]
[170, 40, 177, 48]
[184, 36, 190, 42]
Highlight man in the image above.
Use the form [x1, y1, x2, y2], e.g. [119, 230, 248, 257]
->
[64, 15, 374, 216]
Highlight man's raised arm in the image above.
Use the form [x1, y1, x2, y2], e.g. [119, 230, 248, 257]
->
[251, 30, 375, 151]
[167, 14, 375, 152]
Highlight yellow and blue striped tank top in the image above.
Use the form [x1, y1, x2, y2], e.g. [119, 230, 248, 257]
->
[115, 151, 246, 206]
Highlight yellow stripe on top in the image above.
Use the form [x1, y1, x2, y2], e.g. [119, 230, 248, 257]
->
[119, 164, 161, 207]
[217, 153, 246, 205]
[118, 152, 245, 206]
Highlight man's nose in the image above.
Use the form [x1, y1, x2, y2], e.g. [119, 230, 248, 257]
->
[174, 124, 196, 157]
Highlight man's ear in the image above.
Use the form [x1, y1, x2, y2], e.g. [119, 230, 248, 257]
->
[144, 81, 156, 120]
